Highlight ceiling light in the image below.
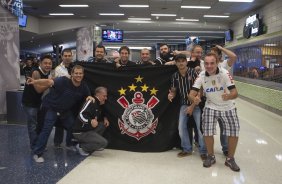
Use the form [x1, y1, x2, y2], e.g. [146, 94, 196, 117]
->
[49, 13, 74, 16]
[151, 14, 177, 16]
[264, 44, 277, 47]
[176, 18, 199, 21]
[59, 5, 89, 7]
[181, 6, 211, 9]
[219, 0, 254, 2]
[105, 46, 152, 50]
[99, 13, 124, 16]
[128, 18, 151, 21]
[204, 15, 229, 18]
[119, 5, 149, 8]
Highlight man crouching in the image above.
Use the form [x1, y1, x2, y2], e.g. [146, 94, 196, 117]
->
[72, 87, 109, 156]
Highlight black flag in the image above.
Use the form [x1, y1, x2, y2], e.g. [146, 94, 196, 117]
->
[80, 63, 180, 152]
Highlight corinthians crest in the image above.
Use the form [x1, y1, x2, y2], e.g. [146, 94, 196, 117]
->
[117, 75, 160, 140]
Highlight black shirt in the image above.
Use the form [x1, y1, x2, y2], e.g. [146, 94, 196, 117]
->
[22, 68, 50, 108]
[187, 59, 201, 68]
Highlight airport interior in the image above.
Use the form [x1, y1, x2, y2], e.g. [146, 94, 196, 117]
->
[0, 0, 282, 184]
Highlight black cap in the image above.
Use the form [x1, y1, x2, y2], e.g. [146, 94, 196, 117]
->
[175, 54, 187, 61]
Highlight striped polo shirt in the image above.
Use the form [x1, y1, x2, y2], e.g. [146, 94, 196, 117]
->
[171, 68, 198, 105]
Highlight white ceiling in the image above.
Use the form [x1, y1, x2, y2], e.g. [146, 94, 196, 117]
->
[20, 0, 273, 53]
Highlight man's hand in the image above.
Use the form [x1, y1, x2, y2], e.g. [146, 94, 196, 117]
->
[86, 96, 95, 102]
[168, 89, 175, 102]
[91, 117, 98, 128]
[222, 92, 229, 101]
[104, 117, 110, 127]
[26, 77, 35, 85]
[185, 105, 194, 116]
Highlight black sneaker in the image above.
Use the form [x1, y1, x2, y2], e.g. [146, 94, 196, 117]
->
[225, 158, 240, 172]
[203, 155, 216, 168]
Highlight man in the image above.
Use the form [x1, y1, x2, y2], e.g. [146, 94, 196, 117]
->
[53, 49, 73, 149]
[211, 45, 237, 156]
[27, 65, 93, 162]
[154, 43, 175, 65]
[54, 49, 72, 78]
[168, 54, 207, 160]
[22, 58, 34, 80]
[73, 87, 109, 156]
[114, 46, 136, 67]
[189, 53, 240, 172]
[211, 45, 237, 73]
[136, 48, 155, 65]
[22, 55, 52, 150]
[88, 45, 110, 63]
[188, 45, 204, 72]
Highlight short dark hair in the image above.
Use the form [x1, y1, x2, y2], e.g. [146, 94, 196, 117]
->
[62, 48, 72, 56]
[71, 65, 84, 73]
[205, 52, 219, 63]
[95, 45, 106, 53]
[40, 55, 53, 62]
[175, 54, 187, 61]
[159, 43, 168, 48]
[119, 46, 130, 54]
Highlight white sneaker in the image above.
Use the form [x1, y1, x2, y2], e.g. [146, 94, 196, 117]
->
[75, 144, 89, 156]
[33, 155, 44, 163]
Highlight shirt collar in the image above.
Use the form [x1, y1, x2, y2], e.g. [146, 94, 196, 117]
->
[205, 67, 219, 76]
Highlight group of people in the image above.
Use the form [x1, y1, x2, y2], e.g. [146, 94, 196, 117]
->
[22, 43, 241, 172]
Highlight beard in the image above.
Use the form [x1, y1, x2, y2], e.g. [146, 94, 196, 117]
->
[160, 52, 172, 61]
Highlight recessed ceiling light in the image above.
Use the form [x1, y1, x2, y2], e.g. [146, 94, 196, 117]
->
[151, 14, 177, 17]
[264, 44, 277, 47]
[99, 13, 124, 16]
[176, 19, 199, 22]
[119, 5, 149, 8]
[100, 24, 107, 27]
[204, 15, 229, 18]
[181, 6, 211, 9]
[49, 13, 74, 16]
[59, 5, 89, 7]
[128, 18, 151, 21]
[219, 0, 254, 2]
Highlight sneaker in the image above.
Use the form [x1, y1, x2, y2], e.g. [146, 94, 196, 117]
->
[33, 154, 44, 163]
[203, 155, 216, 168]
[177, 151, 192, 158]
[66, 146, 77, 152]
[75, 144, 89, 156]
[225, 157, 240, 172]
[223, 151, 228, 157]
[200, 154, 207, 161]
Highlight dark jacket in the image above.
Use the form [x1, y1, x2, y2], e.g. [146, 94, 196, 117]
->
[72, 96, 105, 133]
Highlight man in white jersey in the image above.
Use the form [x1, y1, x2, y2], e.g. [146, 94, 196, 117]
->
[189, 52, 240, 172]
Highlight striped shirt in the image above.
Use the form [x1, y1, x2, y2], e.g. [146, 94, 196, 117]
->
[171, 68, 198, 105]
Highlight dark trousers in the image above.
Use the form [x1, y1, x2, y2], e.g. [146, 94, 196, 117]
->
[33, 108, 75, 155]
[73, 122, 108, 154]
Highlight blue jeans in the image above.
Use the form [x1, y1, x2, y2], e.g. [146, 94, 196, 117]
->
[32, 108, 75, 155]
[178, 105, 207, 154]
[22, 105, 38, 149]
[218, 119, 228, 152]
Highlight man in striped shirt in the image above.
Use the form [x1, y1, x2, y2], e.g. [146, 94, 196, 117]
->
[168, 54, 207, 159]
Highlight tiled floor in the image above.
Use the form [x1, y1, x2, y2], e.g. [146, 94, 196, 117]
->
[0, 125, 84, 184]
[1, 98, 282, 184]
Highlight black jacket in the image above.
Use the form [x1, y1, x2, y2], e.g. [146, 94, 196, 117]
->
[72, 97, 105, 133]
